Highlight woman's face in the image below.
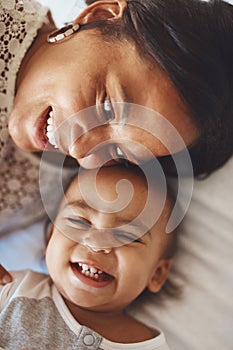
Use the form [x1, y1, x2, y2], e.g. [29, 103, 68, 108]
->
[9, 28, 198, 168]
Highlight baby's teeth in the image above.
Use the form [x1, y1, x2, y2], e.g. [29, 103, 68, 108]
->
[81, 270, 90, 277]
[49, 110, 54, 118]
[82, 264, 89, 271]
[90, 267, 97, 274]
[78, 263, 102, 279]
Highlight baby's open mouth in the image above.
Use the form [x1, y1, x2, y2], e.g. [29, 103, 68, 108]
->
[71, 262, 114, 282]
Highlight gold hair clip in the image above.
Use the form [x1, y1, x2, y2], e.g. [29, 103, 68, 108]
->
[47, 23, 80, 44]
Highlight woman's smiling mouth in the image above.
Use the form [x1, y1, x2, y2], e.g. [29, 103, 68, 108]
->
[34, 106, 54, 150]
[45, 109, 59, 148]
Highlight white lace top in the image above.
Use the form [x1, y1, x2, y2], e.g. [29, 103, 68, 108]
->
[0, 0, 74, 234]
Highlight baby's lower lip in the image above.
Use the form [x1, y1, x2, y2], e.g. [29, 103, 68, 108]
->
[70, 262, 114, 289]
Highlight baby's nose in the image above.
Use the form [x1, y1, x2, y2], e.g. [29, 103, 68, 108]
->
[80, 229, 116, 250]
[86, 246, 112, 255]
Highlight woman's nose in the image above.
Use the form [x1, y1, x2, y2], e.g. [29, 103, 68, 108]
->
[69, 128, 114, 168]
[54, 105, 112, 162]
[77, 150, 111, 169]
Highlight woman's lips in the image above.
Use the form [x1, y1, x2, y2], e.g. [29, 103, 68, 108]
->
[34, 107, 71, 154]
[34, 106, 54, 150]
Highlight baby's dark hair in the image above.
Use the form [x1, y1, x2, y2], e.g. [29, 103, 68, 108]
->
[159, 187, 179, 260]
[85, 0, 233, 177]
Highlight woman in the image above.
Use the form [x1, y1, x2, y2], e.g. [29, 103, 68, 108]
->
[1, 0, 233, 279]
[9, 0, 233, 173]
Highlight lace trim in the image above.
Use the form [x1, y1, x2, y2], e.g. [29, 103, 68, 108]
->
[0, 0, 52, 232]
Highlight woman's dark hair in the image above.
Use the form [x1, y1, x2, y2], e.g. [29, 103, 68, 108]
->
[85, 0, 233, 177]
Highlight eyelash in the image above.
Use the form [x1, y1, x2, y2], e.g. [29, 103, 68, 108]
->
[66, 218, 143, 244]
[115, 146, 124, 158]
[67, 217, 91, 229]
[102, 94, 128, 162]
[113, 231, 143, 244]
[103, 95, 114, 121]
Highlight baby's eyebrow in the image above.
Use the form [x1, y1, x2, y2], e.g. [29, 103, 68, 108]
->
[115, 217, 152, 238]
[65, 199, 90, 211]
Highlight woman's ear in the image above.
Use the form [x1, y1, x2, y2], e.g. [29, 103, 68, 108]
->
[73, 1, 127, 25]
[147, 259, 173, 293]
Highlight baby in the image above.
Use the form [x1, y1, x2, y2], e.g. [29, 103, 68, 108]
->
[0, 165, 176, 349]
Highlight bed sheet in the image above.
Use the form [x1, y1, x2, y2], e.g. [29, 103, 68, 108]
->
[0, 220, 47, 273]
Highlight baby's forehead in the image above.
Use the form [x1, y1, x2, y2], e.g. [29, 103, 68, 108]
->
[66, 166, 152, 205]
[66, 167, 146, 210]
[63, 166, 172, 231]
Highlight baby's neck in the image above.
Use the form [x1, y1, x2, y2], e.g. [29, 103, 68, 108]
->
[65, 300, 158, 343]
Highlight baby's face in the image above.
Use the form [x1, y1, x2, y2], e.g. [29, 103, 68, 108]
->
[46, 166, 172, 314]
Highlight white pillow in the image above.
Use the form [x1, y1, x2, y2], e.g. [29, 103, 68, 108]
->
[38, 0, 87, 27]
[129, 156, 233, 349]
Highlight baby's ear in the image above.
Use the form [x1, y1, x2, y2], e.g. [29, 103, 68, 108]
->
[147, 259, 173, 293]
[46, 221, 54, 245]
[73, 0, 127, 25]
